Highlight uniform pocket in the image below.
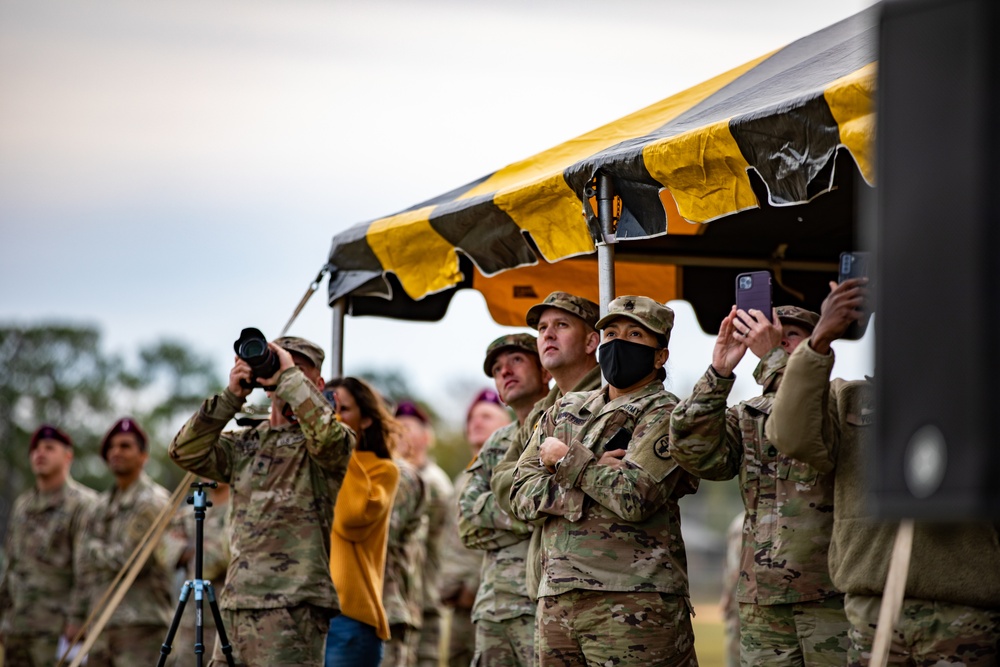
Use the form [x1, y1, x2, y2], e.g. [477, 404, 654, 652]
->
[776, 455, 818, 484]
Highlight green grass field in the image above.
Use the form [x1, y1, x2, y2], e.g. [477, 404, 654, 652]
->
[692, 599, 729, 667]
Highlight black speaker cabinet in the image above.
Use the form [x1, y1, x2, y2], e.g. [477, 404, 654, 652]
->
[872, 0, 1000, 518]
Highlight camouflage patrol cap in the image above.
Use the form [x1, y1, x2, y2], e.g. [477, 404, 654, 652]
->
[273, 336, 325, 370]
[525, 291, 599, 330]
[482, 333, 538, 377]
[595, 295, 675, 346]
[776, 305, 820, 333]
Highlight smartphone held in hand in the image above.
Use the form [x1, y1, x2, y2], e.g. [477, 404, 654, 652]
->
[735, 271, 773, 325]
[838, 251, 873, 340]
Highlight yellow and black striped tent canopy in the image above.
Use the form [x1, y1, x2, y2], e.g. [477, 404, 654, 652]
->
[327, 8, 876, 332]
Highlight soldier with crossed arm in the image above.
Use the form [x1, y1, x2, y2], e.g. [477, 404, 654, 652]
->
[459, 334, 551, 666]
[509, 296, 699, 667]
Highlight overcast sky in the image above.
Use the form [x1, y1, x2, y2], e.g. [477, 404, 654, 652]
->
[0, 0, 877, 421]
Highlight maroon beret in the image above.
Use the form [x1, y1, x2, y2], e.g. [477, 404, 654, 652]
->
[100, 417, 148, 460]
[395, 400, 429, 424]
[467, 388, 504, 421]
[30, 424, 73, 450]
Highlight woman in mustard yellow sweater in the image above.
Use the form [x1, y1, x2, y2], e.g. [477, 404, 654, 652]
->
[324, 377, 400, 667]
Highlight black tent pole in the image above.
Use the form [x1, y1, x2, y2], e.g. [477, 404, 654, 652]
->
[596, 172, 616, 387]
[596, 172, 617, 312]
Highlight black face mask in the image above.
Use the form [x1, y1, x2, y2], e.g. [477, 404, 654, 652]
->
[598, 338, 658, 389]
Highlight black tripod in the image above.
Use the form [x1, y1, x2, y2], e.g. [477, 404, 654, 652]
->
[158, 482, 236, 667]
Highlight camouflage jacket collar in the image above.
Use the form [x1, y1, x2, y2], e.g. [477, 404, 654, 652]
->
[571, 365, 603, 394]
[580, 378, 665, 418]
[27, 478, 73, 512]
[541, 365, 602, 417]
[753, 346, 789, 395]
[109, 470, 154, 509]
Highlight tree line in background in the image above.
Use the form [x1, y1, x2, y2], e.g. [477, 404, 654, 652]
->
[0, 323, 480, 546]
[0, 323, 224, 543]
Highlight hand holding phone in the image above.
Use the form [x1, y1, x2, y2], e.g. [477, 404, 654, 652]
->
[837, 252, 872, 340]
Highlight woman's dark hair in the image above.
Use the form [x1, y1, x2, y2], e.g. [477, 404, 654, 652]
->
[325, 377, 398, 459]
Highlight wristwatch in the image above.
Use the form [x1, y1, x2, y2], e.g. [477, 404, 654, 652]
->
[553, 453, 567, 471]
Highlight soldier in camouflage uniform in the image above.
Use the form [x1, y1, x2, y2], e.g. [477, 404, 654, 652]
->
[669, 304, 849, 666]
[382, 455, 427, 667]
[510, 296, 699, 667]
[442, 389, 511, 666]
[77, 417, 183, 667]
[0, 425, 97, 667]
[766, 279, 1000, 666]
[395, 401, 454, 666]
[169, 336, 355, 667]
[490, 292, 603, 602]
[459, 334, 551, 666]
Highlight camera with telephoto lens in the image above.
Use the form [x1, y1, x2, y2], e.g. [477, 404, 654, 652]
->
[233, 328, 281, 389]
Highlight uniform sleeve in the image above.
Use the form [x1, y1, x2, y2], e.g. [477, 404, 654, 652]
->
[159, 511, 189, 572]
[389, 469, 425, 546]
[0, 499, 21, 624]
[490, 388, 558, 517]
[508, 405, 587, 523]
[764, 340, 839, 472]
[168, 388, 244, 482]
[568, 404, 691, 522]
[274, 366, 355, 473]
[668, 366, 743, 481]
[459, 431, 532, 552]
[423, 473, 454, 601]
[490, 415, 535, 519]
[334, 456, 399, 543]
[439, 473, 482, 602]
[68, 499, 95, 627]
[82, 508, 148, 576]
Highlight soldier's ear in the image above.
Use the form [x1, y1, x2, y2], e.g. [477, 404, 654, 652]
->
[584, 330, 600, 355]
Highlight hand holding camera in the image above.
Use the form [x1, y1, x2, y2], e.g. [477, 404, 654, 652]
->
[229, 328, 294, 397]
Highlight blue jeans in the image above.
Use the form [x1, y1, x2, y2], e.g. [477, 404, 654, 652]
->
[325, 614, 384, 667]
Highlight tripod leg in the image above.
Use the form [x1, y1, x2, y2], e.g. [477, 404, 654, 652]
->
[193, 579, 206, 667]
[158, 580, 192, 667]
[205, 582, 237, 667]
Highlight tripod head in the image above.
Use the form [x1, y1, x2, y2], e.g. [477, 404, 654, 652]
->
[187, 481, 218, 512]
